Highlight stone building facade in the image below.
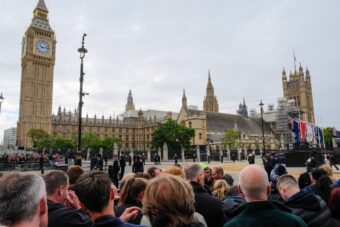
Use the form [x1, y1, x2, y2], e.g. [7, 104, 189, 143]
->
[17, 0, 56, 147]
[178, 74, 279, 153]
[282, 64, 315, 123]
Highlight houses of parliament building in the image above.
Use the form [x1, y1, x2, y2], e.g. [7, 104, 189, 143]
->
[17, 0, 315, 152]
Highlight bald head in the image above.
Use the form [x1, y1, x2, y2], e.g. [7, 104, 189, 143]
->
[238, 165, 270, 202]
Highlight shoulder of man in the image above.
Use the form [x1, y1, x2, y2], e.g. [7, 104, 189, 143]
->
[48, 200, 92, 227]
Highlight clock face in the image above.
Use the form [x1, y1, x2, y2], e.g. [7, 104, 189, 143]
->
[35, 40, 50, 54]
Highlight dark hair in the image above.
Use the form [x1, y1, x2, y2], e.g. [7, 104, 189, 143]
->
[119, 178, 147, 206]
[74, 171, 111, 213]
[67, 166, 84, 185]
[147, 166, 159, 178]
[43, 170, 68, 195]
[203, 167, 212, 173]
[311, 168, 327, 181]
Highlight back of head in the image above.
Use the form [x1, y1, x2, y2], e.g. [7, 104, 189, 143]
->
[270, 164, 288, 186]
[222, 173, 234, 186]
[163, 165, 186, 179]
[212, 179, 230, 200]
[147, 166, 159, 178]
[239, 165, 269, 202]
[0, 172, 46, 226]
[184, 163, 201, 181]
[143, 174, 195, 227]
[74, 171, 111, 213]
[67, 166, 84, 185]
[43, 170, 68, 196]
[276, 174, 299, 201]
[134, 172, 151, 180]
[119, 178, 147, 206]
[311, 168, 327, 181]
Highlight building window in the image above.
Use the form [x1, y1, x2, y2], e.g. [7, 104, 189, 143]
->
[199, 133, 202, 140]
[189, 122, 192, 128]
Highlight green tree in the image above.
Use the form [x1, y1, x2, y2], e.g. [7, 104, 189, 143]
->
[27, 128, 50, 148]
[36, 137, 54, 153]
[81, 133, 102, 157]
[151, 119, 195, 152]
[223, 129, 241, 150]
[323, 127, 334, 150]
[53, 136, 76, 155]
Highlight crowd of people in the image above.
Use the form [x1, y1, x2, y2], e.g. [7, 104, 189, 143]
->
[1, 155, 340, 227]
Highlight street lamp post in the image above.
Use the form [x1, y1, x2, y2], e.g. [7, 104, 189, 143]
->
[76, 34, 88, 166]
[0, 93, 4, 113]
[259, 100, 265, 156]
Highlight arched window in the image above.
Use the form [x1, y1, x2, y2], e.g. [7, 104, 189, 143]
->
[189, 122, 192, 128]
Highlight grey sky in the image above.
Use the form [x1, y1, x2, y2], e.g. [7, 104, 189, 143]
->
[1, 0, 340, 142]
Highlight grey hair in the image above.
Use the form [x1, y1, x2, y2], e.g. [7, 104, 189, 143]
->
[184, 164, 201, 181]
[0, 172, 46, 226]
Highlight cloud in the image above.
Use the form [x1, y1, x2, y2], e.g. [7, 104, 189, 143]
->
[1, 0, 340, 142]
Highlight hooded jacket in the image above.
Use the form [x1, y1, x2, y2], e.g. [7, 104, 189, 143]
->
[285, 190, 331, 227]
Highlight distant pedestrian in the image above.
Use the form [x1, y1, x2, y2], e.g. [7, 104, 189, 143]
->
[119, 156, 126, 180]
[193, 153, 196, 162]
[174, 154, 178, 164]
[221, 154, 223, 163]
[39, 154, 45, 174]
[128, 154, 132, 166]
[132, 156, 144, 173]
[329, 153, 339, 171]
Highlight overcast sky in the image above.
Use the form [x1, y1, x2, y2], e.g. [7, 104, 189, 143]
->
[1, 0, 340, 142]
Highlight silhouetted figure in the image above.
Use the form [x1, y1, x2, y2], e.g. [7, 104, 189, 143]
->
[39, 154, 44, 174]
[174, 154, 178, 164]
[119, 156, 126, 180]
[132, 156, 144, 173]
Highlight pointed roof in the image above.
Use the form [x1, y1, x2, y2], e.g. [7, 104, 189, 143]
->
[36, 0, 48, 12]
[183, 89, 186, 98]
[208, 70, 212, 84]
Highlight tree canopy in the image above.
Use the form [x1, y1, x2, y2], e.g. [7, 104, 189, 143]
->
[27, 128, 50, 148]
[223, 129, 241, 150]
[323, 127, 334, 149]
[151, 119, 195, 151]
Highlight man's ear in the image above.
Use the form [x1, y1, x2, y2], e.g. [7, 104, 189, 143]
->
[39, 197, 47, 216]
[237, 185, 244, 197]
[110, 186, 115, 201]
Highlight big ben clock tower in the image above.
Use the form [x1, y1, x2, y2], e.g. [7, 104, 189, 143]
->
[17, 0, 56, 148]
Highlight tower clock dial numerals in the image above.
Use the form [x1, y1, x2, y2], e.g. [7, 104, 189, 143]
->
[35, 40, 50, 54]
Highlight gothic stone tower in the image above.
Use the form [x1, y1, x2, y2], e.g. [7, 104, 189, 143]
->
[17, 0, 56, 147]
[125, 90, 135, 111]
[282, 64, 315, 123]
[203, 71, 219, 112]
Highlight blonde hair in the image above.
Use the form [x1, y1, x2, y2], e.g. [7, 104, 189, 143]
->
[143, 174, 195, 227]
[320, 164, 336, 183]
[212, 179, 230, 200]
[162, 166, 186, 179]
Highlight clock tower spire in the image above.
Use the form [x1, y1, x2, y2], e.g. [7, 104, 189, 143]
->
[17, 0, 56, 148]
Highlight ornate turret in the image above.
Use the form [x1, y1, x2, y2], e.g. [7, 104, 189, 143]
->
[203, 71, 219, 112]
[282, 67, 287, 81]
[305, 66, 310, 80]
[182, 89, 187, 110]
[125, 90, 135, 111]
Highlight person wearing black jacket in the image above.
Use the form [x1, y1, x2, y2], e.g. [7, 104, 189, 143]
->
[132, 156, 144, 173]
[43, 170, 92, 227]
[277, 174, 333, 227]
[120, 156, 126, 180]
[185, 164, 227, 227]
